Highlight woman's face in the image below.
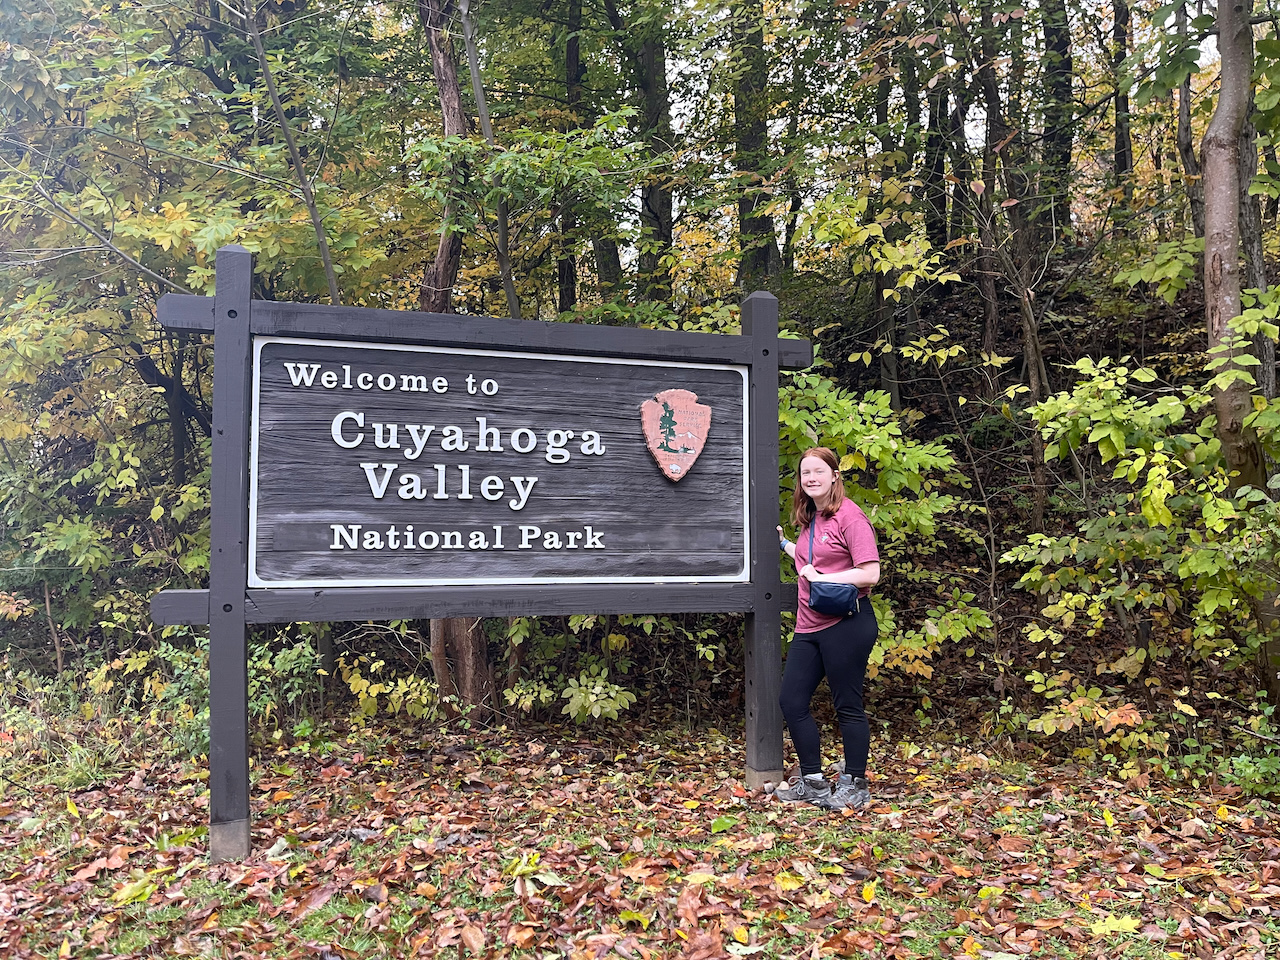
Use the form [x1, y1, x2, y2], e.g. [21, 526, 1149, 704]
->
[799, 456, 838, 500]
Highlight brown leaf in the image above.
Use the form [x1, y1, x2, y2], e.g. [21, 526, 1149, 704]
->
[293, 881, 338, 920]
[677, 883, 703, 927]
[505, 923, 538, 948]
[1180, 818, 1210, 840]
[620, 862, 655, 881]
[105, 845, 134, 869]
[460, 925, 485, 954]
[73, 857, 108, 881]
[682, 926, 726, 960]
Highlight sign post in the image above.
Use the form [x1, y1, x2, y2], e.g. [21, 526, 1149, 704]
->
[742, 292, 785, 786]
[154, 245, 811, 860]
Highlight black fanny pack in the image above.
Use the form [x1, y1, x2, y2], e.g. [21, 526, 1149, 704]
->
[806, 521, 860, 617]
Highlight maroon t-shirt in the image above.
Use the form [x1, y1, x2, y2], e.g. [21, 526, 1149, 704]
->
[794, 498, 879, 633]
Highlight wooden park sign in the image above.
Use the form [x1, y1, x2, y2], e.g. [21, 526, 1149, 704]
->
[151, 246, 811, 861]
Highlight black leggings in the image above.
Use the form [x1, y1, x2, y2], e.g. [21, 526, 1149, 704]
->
[779, 607, 878, 778]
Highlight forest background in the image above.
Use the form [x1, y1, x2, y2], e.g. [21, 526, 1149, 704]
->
[3, 0, 1280, 799]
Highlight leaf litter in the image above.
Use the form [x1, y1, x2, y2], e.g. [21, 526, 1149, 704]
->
[0, 725, 1277, 958]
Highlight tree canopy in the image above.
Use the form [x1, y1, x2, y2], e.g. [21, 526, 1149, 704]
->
[4, 0, 1280, 788]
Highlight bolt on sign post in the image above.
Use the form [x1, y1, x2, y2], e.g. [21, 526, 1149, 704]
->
[152, 245, 811, 861]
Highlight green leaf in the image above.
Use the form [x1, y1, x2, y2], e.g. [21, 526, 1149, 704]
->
[112, 877, 157, 905]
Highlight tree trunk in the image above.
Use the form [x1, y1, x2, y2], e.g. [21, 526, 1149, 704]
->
[166, 331, 187, 486]
[781, 53, 806, 275]
[592, 237, 623, 298]
[1200, 0, 1278, 703]
[948, 85, 971, 243]
[923, 75, 949, 251]
[1240, 105, 1274, 399]
[448, 617, 492, 716]
[1112, 0, 1133, 203]
[978, 145, 1001, 371]
[1177, 3, 1206, 238]
[459, 0, 520, 319]
[558, 0, 584, 313]
[1040, 0, 1073, 232]
[602, 0, 673, 301]
[429, 618, 460, 717]
[417, 0, 467, 313]
[875, 272, 901, 412]
[414, 3, 494, 716]
[637, 36, 674, 300]
[1203, 0, 1264, 491]
[732, 0, 780, 289]
[243, 0, 341, 305]
[1266, 144, 1280, 223]
[44, 581, 63, 676]
[977, 0, 1037, 276]
[898, 47, 921, 172]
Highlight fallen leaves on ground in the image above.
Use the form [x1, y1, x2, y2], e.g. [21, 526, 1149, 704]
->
[1, 726, 1278, 958]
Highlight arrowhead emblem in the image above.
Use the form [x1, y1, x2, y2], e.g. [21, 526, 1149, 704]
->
[640, 389, 712, 482]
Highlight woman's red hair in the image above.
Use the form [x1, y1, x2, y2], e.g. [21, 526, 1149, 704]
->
[789, 447, 845, 529]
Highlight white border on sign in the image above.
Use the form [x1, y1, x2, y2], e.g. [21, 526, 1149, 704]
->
[247, 336, 751, 588]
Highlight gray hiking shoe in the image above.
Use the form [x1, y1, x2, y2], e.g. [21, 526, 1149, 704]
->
[773, 774, 832, 805]
[822, 774, 871, 810]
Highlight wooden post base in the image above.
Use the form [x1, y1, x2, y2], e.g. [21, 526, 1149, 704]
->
[745, 766, 785, 792]
[209, 819, 251, 863]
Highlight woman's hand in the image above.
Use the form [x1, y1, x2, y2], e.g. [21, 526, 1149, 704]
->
[777, 525, 796, 559]
[798, 564, 821, 582]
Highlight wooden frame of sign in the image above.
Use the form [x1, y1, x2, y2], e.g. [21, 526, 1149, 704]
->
[151, 245, 812, 861]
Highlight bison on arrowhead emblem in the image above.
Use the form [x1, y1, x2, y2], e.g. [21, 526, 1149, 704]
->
[640, 389, 712, 482]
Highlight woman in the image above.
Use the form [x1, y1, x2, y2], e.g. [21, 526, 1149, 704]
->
[774, 447, 880, 810]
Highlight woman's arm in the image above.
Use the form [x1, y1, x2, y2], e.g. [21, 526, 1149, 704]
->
[798, 561, 880, 588]
[776, 525, 797, 561]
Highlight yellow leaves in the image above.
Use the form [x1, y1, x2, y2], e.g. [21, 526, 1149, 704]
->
[774, 871, 806, 892]
[0, 414, 33, 441]
[1089, 913, 1141, 936]
[861, 880, 878, 902]
[619, 908, 652, 930]
[66, 797, 79, 818]
[839, 451, 867, 472]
